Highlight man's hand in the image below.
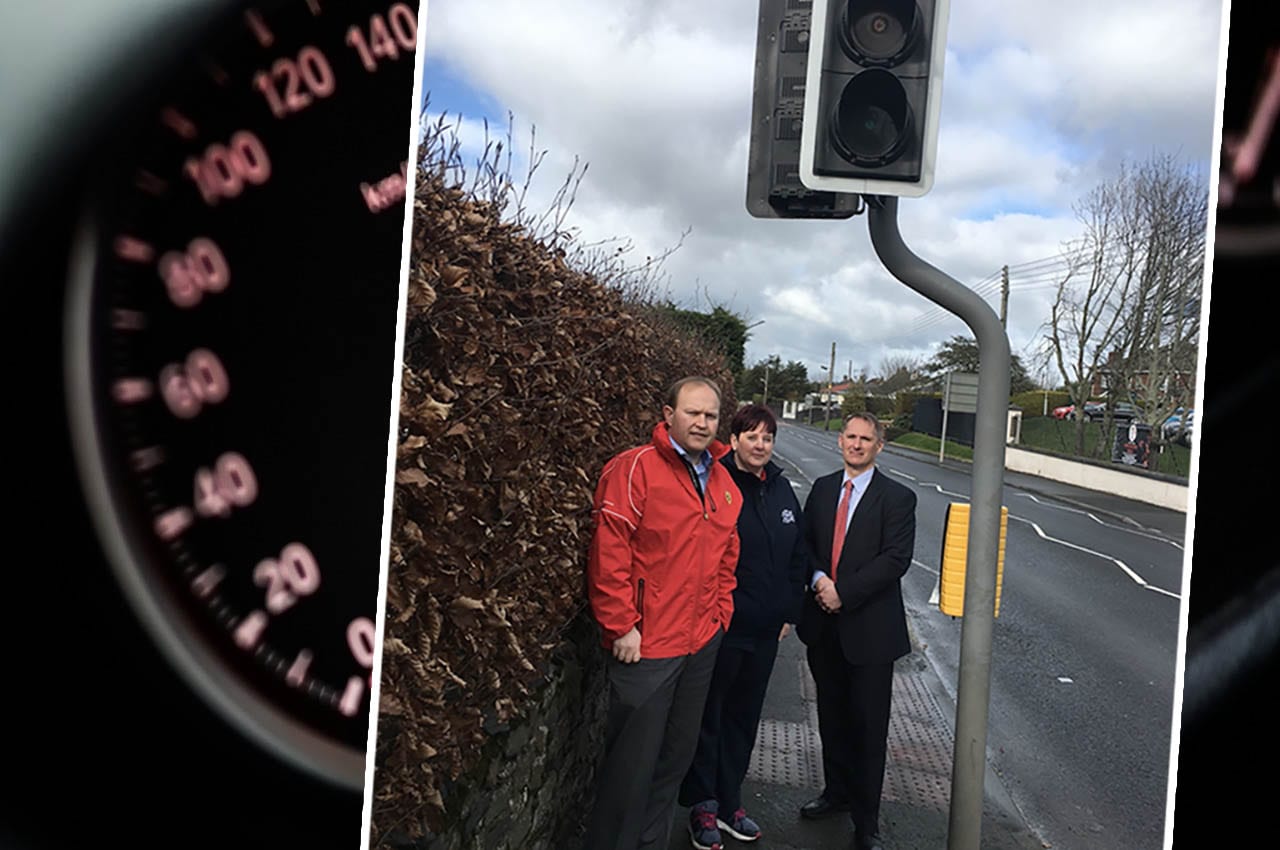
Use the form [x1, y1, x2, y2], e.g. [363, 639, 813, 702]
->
[779, 623, 791, 641]
[815, 576, 843, 614]
[612, 626, 642, 663]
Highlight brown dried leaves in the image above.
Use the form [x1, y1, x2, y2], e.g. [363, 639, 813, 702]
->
[371, 157, 736, 843]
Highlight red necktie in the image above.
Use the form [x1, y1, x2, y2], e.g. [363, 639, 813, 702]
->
[831, 480, 853, 579]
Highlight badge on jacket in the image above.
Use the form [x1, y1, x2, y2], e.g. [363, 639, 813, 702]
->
[781, 509, 795, 524]
[725, 491, 733, 504]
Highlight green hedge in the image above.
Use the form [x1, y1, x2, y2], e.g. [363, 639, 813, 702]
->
[894, 391, 936, 416]
[885, 413, 913, 443]
[867, 396, 896, 416]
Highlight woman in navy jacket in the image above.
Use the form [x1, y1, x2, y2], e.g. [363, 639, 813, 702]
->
[679, 404, 809, 849]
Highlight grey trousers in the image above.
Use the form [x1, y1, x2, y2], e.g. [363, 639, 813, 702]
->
[583, 628, 724, 850]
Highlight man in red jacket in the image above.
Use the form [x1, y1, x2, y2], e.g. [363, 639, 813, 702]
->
[584, 376, 743, 850]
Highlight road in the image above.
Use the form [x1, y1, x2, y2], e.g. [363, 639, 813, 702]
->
[772, 420, 1187, 850]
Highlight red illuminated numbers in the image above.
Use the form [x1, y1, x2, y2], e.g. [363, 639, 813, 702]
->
[183, 131, 271, 205]
[194, 452, 259, 518]
[158, 237, 229, 308]
[253, 46, 336, 118]
[347, 617, 377, 668]
[160, 348, 230, 419]
[346, 3, 416, 72]
[254, 543, 322, 614]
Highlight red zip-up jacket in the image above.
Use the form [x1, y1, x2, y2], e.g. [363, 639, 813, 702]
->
[587, 421, 743, 658]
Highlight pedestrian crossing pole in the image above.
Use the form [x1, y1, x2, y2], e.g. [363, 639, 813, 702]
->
[866, 196, 1010, 850]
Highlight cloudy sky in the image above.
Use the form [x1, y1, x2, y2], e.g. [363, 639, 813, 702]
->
[415, 0, 1226, 386]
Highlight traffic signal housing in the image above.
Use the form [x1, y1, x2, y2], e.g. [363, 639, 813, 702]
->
[746, 0, 860, 219]
[800, 0, 950, 198]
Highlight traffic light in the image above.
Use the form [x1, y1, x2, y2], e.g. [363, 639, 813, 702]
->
[746, 0, 860, 219]
[799, 0, 951, 198]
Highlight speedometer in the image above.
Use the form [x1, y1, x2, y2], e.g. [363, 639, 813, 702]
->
[1, 0, 420, 844]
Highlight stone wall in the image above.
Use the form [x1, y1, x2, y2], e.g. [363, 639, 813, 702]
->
[381, 613, 608, 850]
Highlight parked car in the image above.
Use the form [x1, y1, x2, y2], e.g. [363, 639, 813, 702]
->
[1108, 402, 1144, 422]
[1053, 401, 1105, 421]
[1079, 401, 1106, 421]
[1162, 409, 1194, 446]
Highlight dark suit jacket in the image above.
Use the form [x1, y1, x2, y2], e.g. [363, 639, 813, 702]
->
[795, 466, 917, 666]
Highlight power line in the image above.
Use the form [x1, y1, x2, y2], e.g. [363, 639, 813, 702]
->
[904, 244, 1102, 342]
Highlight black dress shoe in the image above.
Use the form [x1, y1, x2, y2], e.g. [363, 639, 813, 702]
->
[799, 796, 851, 819]
[853, 832, 885, 850]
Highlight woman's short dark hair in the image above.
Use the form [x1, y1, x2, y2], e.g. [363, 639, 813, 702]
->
[730, 403, 777, 437]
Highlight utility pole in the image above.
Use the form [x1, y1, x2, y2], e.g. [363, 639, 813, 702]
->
[763, 364, 770, 407]
[825, 342, 836, 430]
[999, 264, 1009, 329]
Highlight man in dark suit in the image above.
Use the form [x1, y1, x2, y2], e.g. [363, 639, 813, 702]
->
[795, 412, 917, 850]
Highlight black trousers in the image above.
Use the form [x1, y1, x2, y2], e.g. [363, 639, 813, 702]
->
[583, 629, 723, 850]
[806, 621, 894, 837]
[678, 636, 780, 814]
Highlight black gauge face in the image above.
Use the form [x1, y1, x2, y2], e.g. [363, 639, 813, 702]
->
[63, 0, 419, 790]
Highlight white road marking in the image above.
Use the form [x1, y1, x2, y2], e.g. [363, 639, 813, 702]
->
[919, 480, 970, 499]
[1010, 515, 1181, 600]
[912, 558, 938, 575]
[1057, 677, 1074, 684]
[1014, 492, 1183, 550]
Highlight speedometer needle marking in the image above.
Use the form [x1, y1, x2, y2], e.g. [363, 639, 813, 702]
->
[134, 170, 168, 196]
[130, 446, 166, 472]
[234, 610, 269, 650]
[286, 650, 314, 687]
[112, 378, 153, 404]
[113, 236, 154, 263]
[154, 507, 194, 541]
[160, 108, 198, 140]
[112, 309, 147, 331]
[337, 676, 365, 717]
[244, 10, 275, 47]
[191, 564, 226, 599]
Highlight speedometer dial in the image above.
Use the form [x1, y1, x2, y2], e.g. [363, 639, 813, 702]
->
[62, 0, 419, 791]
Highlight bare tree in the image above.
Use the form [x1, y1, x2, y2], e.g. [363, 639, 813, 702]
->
[876, 354, 926, 395]
[1105, 156, 1206, 471]
[1045, 156, 1207, 466]
[1047, 164, 1142, 456]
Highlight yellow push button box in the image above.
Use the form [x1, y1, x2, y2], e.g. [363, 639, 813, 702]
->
[939, 503, 1008, 618]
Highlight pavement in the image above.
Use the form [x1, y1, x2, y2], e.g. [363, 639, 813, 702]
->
[656, 436, 1190, 850]
[665, 632, 1051, 850]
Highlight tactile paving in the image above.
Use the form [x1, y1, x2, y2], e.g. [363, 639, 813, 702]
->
[747, 659, 955, 812]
